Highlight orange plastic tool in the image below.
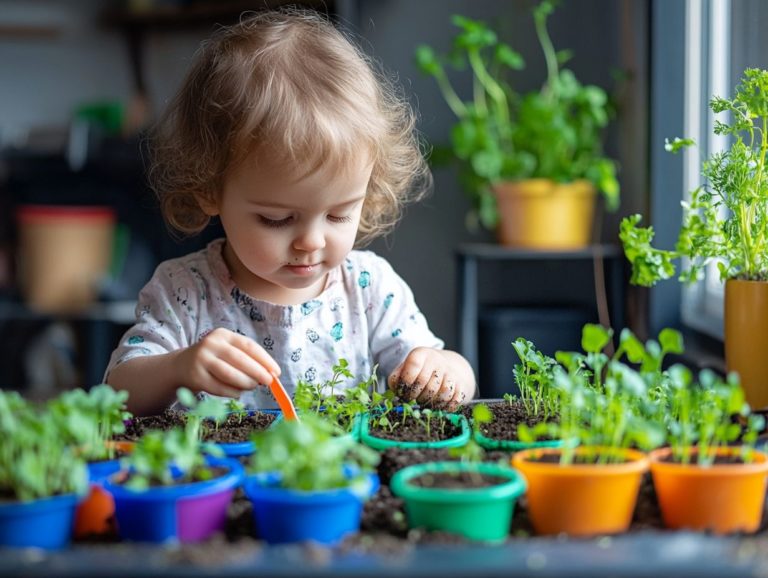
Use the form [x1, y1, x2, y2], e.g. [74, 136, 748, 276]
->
[268, 372, 299, 420]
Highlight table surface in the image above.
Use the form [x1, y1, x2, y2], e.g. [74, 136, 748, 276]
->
[1, 531, 766, 577]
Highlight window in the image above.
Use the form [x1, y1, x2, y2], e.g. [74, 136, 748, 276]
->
[679, 0, 729, 339]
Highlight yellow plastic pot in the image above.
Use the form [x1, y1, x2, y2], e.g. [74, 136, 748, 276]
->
[512, 446, 648, 536]
[492, 179, 596, 249]
[649, 446, 768, 534]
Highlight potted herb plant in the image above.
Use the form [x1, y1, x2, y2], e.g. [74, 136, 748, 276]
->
[416, 0, 619, 247]
[647, 366, 768, 534]
[466, 338, 563, 451]
[390, 404, 527, 543]
[620, 67, 768, 408]
[359, 401, 471, 451]
[0, 390, 89, 550]
[293, 358, 379, 439]
[244, 414, 380, 545]
[47, 384, 134, 537]
[102, 398, 244, 544]
[511, 324, 669, 536]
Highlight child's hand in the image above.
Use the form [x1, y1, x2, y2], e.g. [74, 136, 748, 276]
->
[387, 347, 475, 413]
[176, 328, 280, 399]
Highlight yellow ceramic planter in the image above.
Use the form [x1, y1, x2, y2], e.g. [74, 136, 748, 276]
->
[725, 279, 768, 410]
[512, 447, 648, 536]
[492, 178, 596, 249]
[649, 446, 768, 534]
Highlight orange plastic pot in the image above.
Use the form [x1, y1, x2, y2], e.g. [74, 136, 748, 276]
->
[74, 441, 134, 538]
[649, 446, 768, 534]
[512, 447, 648, 536]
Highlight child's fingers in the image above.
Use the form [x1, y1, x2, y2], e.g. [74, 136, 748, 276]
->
[203, 375, 247, 399]
[233, 334, 281, 378]
[206, 357, 260, 391]
[415, 368, 443, 405]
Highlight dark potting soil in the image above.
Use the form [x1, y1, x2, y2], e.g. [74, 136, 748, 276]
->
[409, 471, 510, 489]
[114, 409, 276, 443]
[70, 401, 768, 565]
[460, 400, 557, 441]
[367, 414, 461, 442]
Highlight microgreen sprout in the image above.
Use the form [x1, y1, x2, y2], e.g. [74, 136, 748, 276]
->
[248, 413, 379, 493]
[0, 390, 88, 501]
[48, 384, 132, 461]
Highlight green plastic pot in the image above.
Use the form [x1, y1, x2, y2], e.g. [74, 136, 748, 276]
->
[390, 461, 527, 543]
[359, 412, 470, 450]
[473, 429, 563, 451]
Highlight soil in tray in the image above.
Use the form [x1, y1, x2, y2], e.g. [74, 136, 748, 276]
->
[114, 409, 276, 444]
[460, 399, 556, 441]
[367, 414, 461, 442]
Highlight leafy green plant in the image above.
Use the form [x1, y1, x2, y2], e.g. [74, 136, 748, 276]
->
[416, 0, 619, 229]
[248, 413, 379, 493]
[175, 387, 229, 439]
[510, 338, 560, 419]
[0, 390, 88, 501]
[621, 68, 768, 286]
[661, 366, 764, 465]
[294, 359, 395, 433]
[449, 403, 491, 464]
[119, 426, 223, 491]
[518, 324, 672, 464]
[116, 388, 227, 490]
[48, 384, 132, 461]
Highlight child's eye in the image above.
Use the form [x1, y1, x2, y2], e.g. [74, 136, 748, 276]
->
[328, 215, 353, 224]
[258, 216, 293, 228]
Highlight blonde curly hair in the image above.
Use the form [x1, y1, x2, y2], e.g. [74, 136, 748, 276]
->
[148, 8, 432, 246]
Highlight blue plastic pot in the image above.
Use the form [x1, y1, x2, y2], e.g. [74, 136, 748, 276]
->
[207, 409, 282, 457]
[243, 467, 379, 545]
[103, 456, 244, 543]
[0, 493, 80, 550]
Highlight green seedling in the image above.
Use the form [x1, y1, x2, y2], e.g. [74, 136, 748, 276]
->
[0, 390, 88, 502]
[248, 413, 379, 494]
[48, 384, 132, 461]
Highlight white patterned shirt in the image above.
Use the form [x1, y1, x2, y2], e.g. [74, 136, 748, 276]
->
[104, 239, 443, 409]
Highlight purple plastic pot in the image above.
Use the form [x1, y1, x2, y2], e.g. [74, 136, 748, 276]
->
[103, 456, 243, 543]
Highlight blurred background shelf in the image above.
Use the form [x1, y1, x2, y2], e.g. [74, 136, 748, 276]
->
[457, 243, 625, 398]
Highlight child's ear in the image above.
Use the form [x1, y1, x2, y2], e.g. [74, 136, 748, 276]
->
[197, 193, 220, 216]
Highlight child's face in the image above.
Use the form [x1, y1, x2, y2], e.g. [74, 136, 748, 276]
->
[204, 154, 371, 303]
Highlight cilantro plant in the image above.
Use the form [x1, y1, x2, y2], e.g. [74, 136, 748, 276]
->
[248, 413, 379, 493]
[116, 388, 228, 490]
[0, 390, 88, 502]
[48, 384, 132, 461]
[621, 68, 768, 285]
[511, 338, 560, 419]
[416, 0, 619, 229]
[175, 387, 229, 439]
[518, 324, 671, 464]
[661, 366, 764, 466]
[294, 359, 392, 434]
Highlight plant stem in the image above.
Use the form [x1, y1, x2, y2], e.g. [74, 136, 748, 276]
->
[468, 48, 509, 125]
[534, 4, 559, 100]
[434, 69, 468, 118]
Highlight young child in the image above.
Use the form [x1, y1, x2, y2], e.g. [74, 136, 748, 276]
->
[105, 9, 476, 416]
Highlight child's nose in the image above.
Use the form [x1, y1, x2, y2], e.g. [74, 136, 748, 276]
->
[293, 225, 326, 252]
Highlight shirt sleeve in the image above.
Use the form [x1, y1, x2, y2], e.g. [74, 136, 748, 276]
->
[363, 253, 444, 377]
[103, 263, 195, 380]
